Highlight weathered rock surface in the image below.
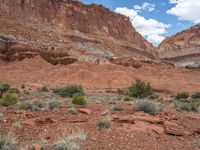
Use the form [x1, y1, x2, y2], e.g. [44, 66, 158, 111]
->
[164, 121, 191, 136]
[157, 24, 200, 68]
[0, 0, 155, 64]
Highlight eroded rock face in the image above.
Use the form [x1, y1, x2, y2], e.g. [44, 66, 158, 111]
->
[157, 24, 200, 68]
[0, 0, 154, 53]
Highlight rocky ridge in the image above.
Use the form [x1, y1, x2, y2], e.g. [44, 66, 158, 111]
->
[157, 24, 200, 68]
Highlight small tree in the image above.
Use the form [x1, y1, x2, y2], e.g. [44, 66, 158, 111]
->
[128, 80, 153, 98]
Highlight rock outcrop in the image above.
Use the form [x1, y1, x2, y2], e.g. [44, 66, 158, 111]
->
[157, 24, 200, 68]
[0, 0, 155, 64]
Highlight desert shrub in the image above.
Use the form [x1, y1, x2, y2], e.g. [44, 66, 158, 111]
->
[123, 96, 132, 101]
[32, 100, 45, 108]
[56, 134, 86, 150]
[192, 92, 200, 99]
[18, 101, 32, 110]
[48, 101, 60, 110]
[68, 108, 78, 115]
[96, 118, 111, 130]
[128, 80, 153, 98]
[0, 134, 15, 150]
[8, 88, 20, 94]
[38, 86, 49, 92]
[53, 85, 84, 98]
[133, 100, 158, 115]
[110, 105, 124, 111]
[193, 139, 200, 148]
[175, 92, 189, 100]
[149, 94, 159, 100]
[0, 83, 10, 92]
[117, 88, 128, 95]
[0, 92, 18, 106]
[72, 95, 86, 106]
[174, 101, 198, 111]
[0, 83, 10, 98]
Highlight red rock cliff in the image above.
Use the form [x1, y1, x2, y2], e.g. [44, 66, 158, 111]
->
[0, 0, 154, 52]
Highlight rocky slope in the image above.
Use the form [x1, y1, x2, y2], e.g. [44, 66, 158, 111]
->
[157, 24, 200, 68]
[0, 0, 155, 64]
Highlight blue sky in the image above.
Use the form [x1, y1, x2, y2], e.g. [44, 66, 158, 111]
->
[80, 0, 199, 45]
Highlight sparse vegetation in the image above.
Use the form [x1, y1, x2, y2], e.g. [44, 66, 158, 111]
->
[117, 88, 128, 96]
[68, 107, 78, 115]
[72, 95, 86, 106]
[193, 139, 200, 148]
[48, 100, 61, 110]
[12, 121, 22, 129]
[0, 83, 10, 97]
[123, 96, 132, 101]
[53, 85, 84, 97]
[18, 101, 32, 110]
[110, 105, 124, 111]
[133, 100, 158, 115]
[96, 117, 111, 130]
[38, 86, 49, 92]
[0, 134, 15, 150]
[0, 92, 19, 106]
[32, 100, 45, 108]
[192, 92, 200, 99]
[175, 92, 189, 100]
[128, 80, 153, 98]
[174, 101, 198, 111]
[56, 134, 86, 150]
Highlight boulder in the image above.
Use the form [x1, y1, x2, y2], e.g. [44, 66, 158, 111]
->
[164, 121, 191, 136]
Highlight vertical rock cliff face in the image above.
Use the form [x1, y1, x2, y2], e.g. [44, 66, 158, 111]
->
[0, 0, 154, 53]
[157, 24, 200, 68]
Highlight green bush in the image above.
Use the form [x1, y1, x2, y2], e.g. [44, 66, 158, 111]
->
[174, 101, 198, 111]
[0, 83, 10, 97]
[192, 92, 200, 99]
[48, 101, 60, 110]
[0, 92, 18, 106]
[128, 80, 153, 98]
[133, 100, 158, 115]
[53, 85, 84, 97]
[38, 86, 49, 92]
[175, 92, 189, 100]
[72, 95, 86, 106]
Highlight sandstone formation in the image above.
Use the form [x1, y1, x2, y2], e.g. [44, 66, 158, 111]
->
[0, 0, 155, 65]
[157, 24, 200, 68]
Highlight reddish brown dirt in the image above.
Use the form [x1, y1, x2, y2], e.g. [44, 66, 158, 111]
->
[1, 56, 200, 94]
[1, 102, 200, 149]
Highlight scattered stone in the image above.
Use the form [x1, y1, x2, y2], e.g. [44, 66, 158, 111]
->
[22, 119, 36, 126]
[78, 108, 92, 115]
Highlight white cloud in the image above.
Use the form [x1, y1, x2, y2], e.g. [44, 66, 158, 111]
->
[169, 0, 178, 4]
[115, 7, 170, 46]
[167, 0, 200, 23]
[134, 2, 155, 12]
